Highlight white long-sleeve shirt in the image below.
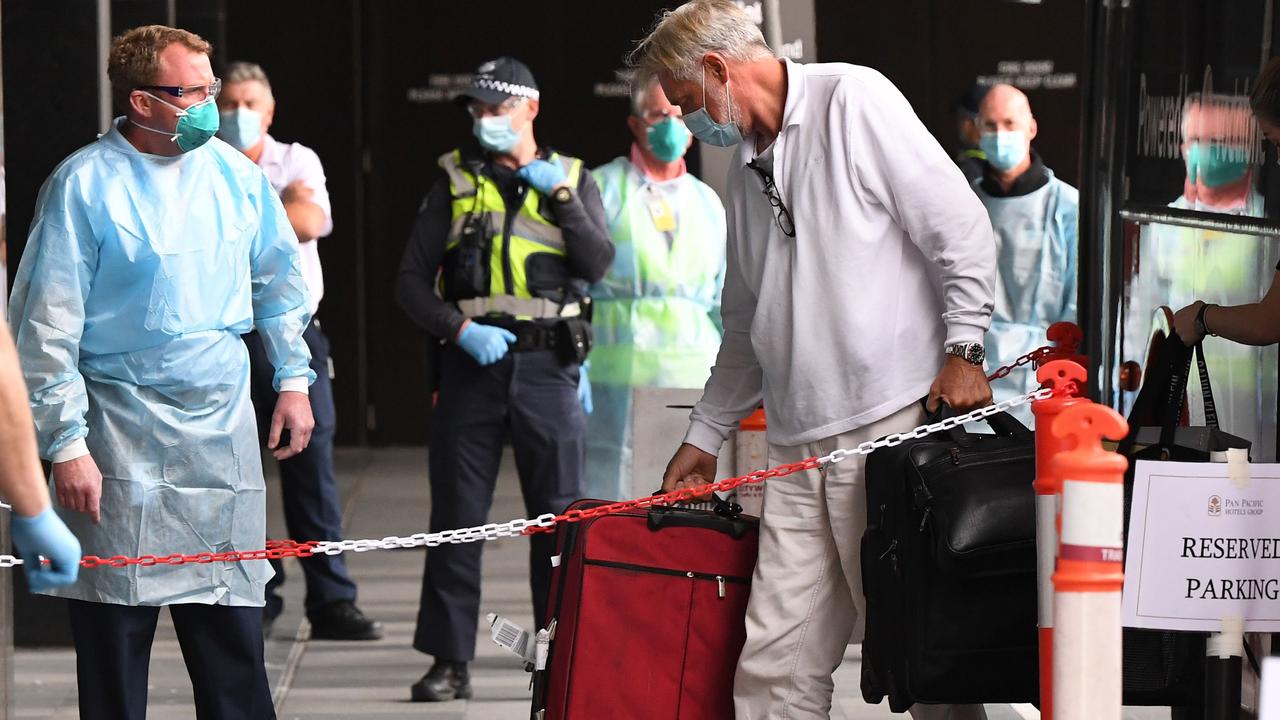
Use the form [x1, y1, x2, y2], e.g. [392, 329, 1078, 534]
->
[684, 59, 996, 452]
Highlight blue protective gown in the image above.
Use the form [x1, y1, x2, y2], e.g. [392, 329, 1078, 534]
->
[977, 170, 1079, 427]
[7, 119, 314, 606]
[585, 156, 726, 500]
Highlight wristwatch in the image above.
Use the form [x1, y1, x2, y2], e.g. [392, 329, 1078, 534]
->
[945, 342, 986, 366]
[551, 186, 574, 204]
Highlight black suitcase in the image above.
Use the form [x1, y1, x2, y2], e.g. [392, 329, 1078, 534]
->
[861, 405, 1040, 712]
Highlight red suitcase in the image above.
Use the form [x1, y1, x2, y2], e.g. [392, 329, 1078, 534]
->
[530, 498, 759, 719]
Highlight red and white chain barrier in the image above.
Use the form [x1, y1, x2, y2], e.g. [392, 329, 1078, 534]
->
[0, 382, 1066, 570]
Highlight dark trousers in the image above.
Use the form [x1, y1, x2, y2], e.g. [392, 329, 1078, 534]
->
[245, 319, 357, 617]
[67, 599, 275, 720]
[413, 344, 585, 662]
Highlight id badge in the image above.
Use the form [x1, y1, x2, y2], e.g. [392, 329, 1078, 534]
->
[646, 192, 677, 233]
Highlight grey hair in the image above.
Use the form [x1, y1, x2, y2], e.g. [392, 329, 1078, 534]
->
[630, 76, 660, 116]
[223, 61, 273, 98]
[628, 0, 774, 86]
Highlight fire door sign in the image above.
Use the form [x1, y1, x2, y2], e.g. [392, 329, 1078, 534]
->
[1123, 460, 1280, 632]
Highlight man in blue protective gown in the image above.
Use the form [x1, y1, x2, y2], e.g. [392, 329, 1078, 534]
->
[8, 25, 315, 720]
[973, 84, 1078, 426]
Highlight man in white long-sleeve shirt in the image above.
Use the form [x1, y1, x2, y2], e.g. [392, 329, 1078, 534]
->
[635, 2, 996, 718]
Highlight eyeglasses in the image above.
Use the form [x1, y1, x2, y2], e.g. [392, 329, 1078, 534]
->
[636, 108, 683, 124]
[137, 77, 223, 102]
[468, 97, 526, 119]
[746, 160, 796, 238]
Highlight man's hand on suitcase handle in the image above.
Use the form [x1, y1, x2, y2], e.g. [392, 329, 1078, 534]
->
[661, 443, 719, 501]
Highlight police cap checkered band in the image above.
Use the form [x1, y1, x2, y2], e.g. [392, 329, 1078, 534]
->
[455, 56, 540, 106]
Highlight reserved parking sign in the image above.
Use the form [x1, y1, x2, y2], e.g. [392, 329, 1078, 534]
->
[1122, 459, 1280, 632]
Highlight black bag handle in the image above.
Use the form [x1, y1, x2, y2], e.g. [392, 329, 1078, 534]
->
[1156, 339, 1220, 449]
[922, 399, 1032, 445]
[1119, 329, 1216, 456]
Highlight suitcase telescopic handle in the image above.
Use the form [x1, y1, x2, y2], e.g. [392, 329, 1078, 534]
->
[647, 491, 754, 539]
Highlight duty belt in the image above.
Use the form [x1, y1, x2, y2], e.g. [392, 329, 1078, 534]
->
[475, 317, 564, 353]
[456, 296, 581, 319]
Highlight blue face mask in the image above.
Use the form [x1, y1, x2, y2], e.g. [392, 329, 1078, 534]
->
[1186, 142, 1250, 188]
[217, 108, 263, 151]
[646, 116, 691, 163]
[474, 113, 521, 154]
[683, 67, 742, 148]
[979, 131, 1028, 172]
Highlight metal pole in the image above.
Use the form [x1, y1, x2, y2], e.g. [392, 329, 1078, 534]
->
[1078, 0, 1136, 404]
[96, 0, 111, 134]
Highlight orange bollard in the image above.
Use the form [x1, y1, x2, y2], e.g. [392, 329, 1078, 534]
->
[1050, 403, 1129, 720]
[1032, 360, 1089, 720]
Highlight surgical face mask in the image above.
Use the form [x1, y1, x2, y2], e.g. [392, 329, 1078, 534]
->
[218, 107, 263, 151]
[645, 116, 691, 163]
[683, 67, 742, 148]
[1186, 142, 1250, 188]
[134, 93, 221, 153]
[979, 131, 1028, 171]
[474, 113, 521, 154]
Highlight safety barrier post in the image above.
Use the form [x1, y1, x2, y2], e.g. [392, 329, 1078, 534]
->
[1032, 359, 1089, 720]
[1051, 402, 1129, 720]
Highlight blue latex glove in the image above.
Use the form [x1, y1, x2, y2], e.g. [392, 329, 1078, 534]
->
[517, 159, 568, 196]
[578, 361, 593, 415]
[457, 322, 517, 366]
[11, 506, 81, 591]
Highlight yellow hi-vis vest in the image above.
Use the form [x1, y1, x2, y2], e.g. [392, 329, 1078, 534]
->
[438, 148, 583, 301]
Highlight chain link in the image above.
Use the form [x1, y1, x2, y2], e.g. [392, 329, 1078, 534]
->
[986, 346, 1055, 382]
[0, 384, 1074, 570]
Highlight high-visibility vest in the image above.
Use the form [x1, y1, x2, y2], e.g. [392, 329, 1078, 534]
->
[438, 148, 583, 302]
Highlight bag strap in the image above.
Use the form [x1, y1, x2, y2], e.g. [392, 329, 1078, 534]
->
[1119, 330, 1192, 456]
[1194, 342, 1220, 430]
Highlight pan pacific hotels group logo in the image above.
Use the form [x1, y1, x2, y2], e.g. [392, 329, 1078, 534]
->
[1208, 495, 1222, 517]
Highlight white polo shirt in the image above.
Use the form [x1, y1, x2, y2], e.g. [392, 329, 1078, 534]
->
[685, 59, 996, 451]
[257, 134, 333, 317]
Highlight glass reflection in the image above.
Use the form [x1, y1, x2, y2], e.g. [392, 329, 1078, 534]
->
[1119, 220, 1279, 461]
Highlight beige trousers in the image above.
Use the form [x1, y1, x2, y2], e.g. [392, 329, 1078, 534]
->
[732, 402, 988, 720]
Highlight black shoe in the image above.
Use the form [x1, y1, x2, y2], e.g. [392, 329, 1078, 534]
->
[307, 600, 384, 641]
[410, 661, 472, 702]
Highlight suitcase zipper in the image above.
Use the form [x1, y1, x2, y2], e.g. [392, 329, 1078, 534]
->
[584, 558, 749, 598]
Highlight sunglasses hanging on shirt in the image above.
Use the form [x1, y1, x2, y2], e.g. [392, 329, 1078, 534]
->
[746, 159, 796, 238]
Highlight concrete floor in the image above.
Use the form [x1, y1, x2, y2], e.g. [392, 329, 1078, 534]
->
[9, 447, 1174, 719]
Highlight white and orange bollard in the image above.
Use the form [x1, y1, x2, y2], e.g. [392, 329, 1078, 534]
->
[1031, 359, 1089, 720]
[733, 408, 768, 517]
[1050, 402, 1129, 720]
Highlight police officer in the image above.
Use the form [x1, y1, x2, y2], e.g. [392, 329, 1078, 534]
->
[396, 57, 614, 702]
